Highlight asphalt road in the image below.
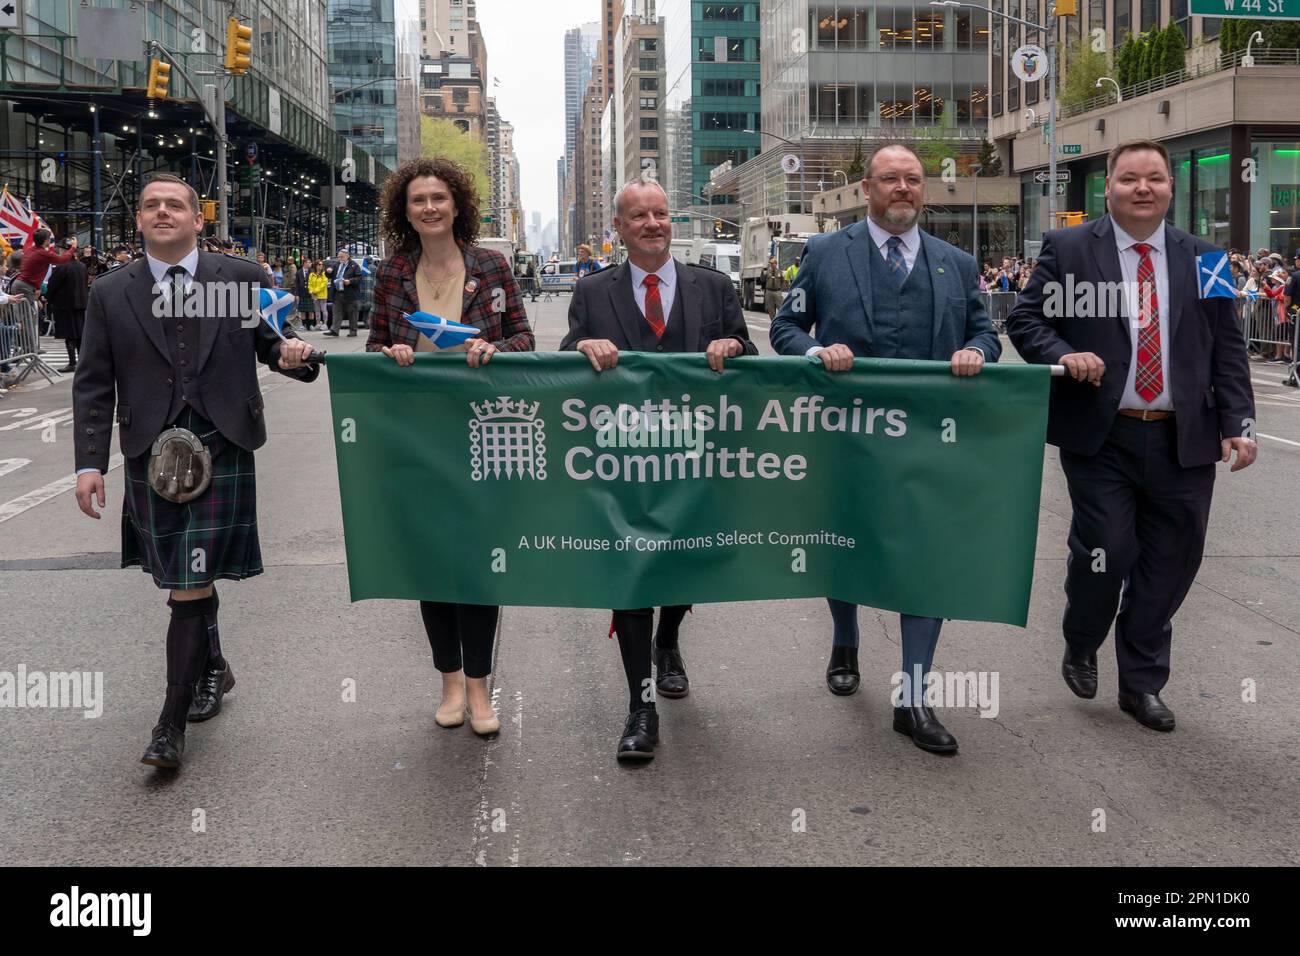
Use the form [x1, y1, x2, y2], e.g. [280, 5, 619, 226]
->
[1, 292, 1297, 866]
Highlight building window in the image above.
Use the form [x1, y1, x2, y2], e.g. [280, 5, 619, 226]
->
[639, 76, 658, 91]
[702, 4, 745, 20]
[1171, 0, 1190, 43]
[453, 88, 469, 104]
[639, 38, 658, 52]
[991, 2, 1003, 117]
[639, 96, 658, 109]
[640, 117, 658, 130]
[1114, 0, 1131, 45]
[1140, 0, 1159, 32]
[639, 57, 657, 70]
[1202, 17, 1221, 39]
[640, 137, 659, 150]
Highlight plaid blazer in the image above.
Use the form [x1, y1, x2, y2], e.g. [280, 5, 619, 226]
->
[365, 243, 534, 353]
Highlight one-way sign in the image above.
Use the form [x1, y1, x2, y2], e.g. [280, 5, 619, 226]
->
[1033, 169, 1071, 184]
[0, 2, 19, 30]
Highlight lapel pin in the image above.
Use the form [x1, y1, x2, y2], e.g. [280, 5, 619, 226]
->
[465, 278, 479, 295]
[937, 267, 945, 274]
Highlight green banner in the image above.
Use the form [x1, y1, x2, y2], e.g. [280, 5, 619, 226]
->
[326, 353, 1050, 626]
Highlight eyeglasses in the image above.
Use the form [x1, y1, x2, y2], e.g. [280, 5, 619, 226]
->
[867, 174, 924, 189]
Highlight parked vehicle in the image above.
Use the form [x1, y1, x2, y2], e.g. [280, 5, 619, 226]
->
[539, 258, 578, 293]
[697, 242, 742, 296]
[739, 214, 830, 311]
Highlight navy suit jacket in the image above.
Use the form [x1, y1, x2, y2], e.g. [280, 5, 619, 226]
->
[768, 220, 1000, 361]
[1005, 215, 1254, 467]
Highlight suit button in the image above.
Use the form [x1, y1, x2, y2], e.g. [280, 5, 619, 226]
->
[90, 410, 98, 418]
[88, 444, 96, 453]
[166, 378, 173, 387]
[178, 342, 185, 349]
[1111, 397, 1119, 405]
[85, 427, 94, 435]
[656, 345, 664, 351]
[183, 377, 191, 384]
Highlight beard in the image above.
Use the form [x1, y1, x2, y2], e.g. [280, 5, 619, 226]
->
[882, 203, 919, 228]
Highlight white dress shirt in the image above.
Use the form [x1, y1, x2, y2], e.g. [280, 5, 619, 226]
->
[147, 245, 200, 301]
[78, 246, 201, 476]
[865, 217, 921, 275]
[627, 257, 678, 326]
[1112, 221, 1173, 411]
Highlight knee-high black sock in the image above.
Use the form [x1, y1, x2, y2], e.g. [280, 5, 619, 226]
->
[205, 588, 225, 668]
[653, 605, 691, 651]
[613, 610, 654, 712]
[65, 339, 77, 364]
[158, 595, 215, 730]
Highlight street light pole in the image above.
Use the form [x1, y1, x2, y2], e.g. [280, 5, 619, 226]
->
[971, 163, 984, 262]
[932, 1, 1060, 227]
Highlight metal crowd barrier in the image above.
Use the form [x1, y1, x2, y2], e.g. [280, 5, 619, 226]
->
[1236, 297, 1294, 351]
[0, 295, 59, 391]
[980, 291, 1018, 334]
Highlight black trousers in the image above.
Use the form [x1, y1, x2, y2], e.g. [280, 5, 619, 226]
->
[419, 602, 499, 678]
[1059, 416, 1215, 695]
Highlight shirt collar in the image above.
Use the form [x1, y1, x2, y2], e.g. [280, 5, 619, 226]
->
[146, 246, 200, 284]
[627, 256, 677, 288]
[865, 217, 920, 255]
[1112, 220, 1166, 255]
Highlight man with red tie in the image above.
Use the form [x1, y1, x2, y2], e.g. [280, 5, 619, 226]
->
[560, 174, 758, 761]
[1007, 140, 1257, 732]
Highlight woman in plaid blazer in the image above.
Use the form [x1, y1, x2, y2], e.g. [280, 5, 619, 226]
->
[366, 156, 534, 738]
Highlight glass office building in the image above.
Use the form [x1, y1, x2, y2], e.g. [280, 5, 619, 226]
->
[661, 1, 762, 227]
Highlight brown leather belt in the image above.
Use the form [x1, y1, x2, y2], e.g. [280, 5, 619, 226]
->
[1118, 408, 1175, 421]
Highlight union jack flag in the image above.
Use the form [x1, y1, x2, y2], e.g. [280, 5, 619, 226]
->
[0, 187, 47, 248]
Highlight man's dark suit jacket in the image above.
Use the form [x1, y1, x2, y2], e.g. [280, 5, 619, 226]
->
[1006, 215, 1254, 468]
[73, 250, 318, 472]
[559, 258, 758, 354]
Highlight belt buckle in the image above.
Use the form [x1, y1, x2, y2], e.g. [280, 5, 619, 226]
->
[1141, 409, 1154, 421]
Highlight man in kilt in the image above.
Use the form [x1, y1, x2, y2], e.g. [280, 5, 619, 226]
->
[73, 173, 318, 770]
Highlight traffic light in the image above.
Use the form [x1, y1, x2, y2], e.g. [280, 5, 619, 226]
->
[146, 58, 171, 99]
[200, 199, 218, 222]
[224, 17, 253, 75]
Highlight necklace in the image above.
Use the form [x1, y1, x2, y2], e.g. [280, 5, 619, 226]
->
[417, 253, 463, 285]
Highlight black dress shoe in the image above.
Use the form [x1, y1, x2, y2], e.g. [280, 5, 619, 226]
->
[653, 642, 689, 699]
[323, 331, 339, 337]
[187, 661, 235, 722]
[826, 645, 860, 696]
[58, 363, 76, 373]
[1118, 692, 1176, 732]
[140, 722, 185, 769]
[892, 706, 958, 755]
[1062, 648, 1098, 699]
[616, 706, 659, 762]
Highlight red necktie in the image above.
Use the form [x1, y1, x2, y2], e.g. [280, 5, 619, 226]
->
[642, 274, 665, 338]
[1132, 242, 1163, 403]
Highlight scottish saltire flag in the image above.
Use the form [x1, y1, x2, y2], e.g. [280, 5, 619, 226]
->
[404, 311, 480, 349]
[1245, 288, 1261, 300]
[258, 287, 297, 335]
[358, 257, 371, 276]
[1197, 251, 1237, 299]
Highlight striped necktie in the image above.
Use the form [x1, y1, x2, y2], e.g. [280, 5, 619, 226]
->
[1132, 242, 1163, 403]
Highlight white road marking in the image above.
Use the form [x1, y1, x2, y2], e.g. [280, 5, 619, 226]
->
[0, 458, 31, 478]
[0, 453, 125, 524]
[1258, 432, 1300, 448]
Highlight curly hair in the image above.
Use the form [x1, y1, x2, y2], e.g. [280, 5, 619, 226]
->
[379, 157, 481, 254]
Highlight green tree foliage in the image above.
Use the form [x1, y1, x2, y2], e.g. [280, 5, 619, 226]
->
[1219, 19, 1300, 56]
[912, 102, 961, 177]
[1162, 23, 1187, 79]
[1060, 38, 1113, 111]
[419, 116, 490, 201]
[845, 137, 865, 180]
[1115, 34, 1139, 88]
[976, 138, 1002, 177]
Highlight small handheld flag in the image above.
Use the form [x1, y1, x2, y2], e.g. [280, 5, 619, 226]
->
[258, 286, 297, 336]
[1197, 251, 1237, 299]
[358, 257, 371, 276]
[403, 311, 481, 349]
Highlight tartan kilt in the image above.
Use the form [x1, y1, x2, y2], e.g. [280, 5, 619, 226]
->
[120, 408, 263, 589]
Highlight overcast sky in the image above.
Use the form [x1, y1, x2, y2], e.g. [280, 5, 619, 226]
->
[476, 1, 590, 232]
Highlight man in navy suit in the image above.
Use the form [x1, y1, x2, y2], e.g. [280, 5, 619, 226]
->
[770, 143, 1000, 755]
[1007, 139, 1256, 732]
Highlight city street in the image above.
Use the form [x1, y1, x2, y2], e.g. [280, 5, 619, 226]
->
[1, 293, 1297, 867]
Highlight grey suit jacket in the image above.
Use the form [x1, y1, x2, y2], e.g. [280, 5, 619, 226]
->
[559, 258, 758, 354]
[73, 251, 318, 471]
[769, 220, 1000, 361]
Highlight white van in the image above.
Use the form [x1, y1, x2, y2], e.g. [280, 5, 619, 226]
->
[697, 242, 741, 295]
[670, 238, 702, 265]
